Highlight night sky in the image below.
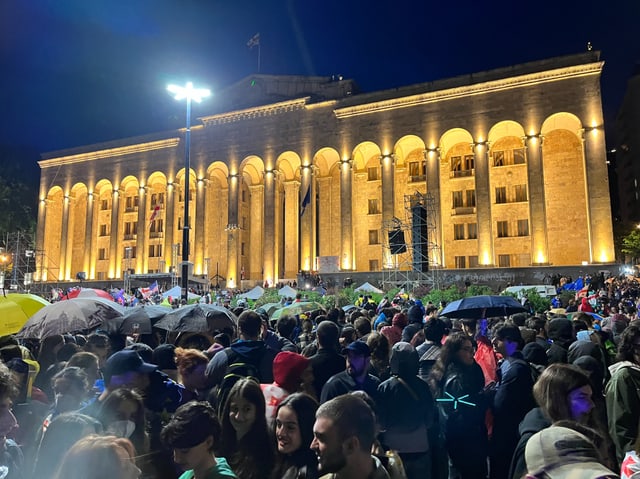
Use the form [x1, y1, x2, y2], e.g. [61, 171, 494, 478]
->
[1, 0, 639, 156]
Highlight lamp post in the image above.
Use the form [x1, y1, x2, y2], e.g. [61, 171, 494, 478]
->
[167, 82, 211, 303]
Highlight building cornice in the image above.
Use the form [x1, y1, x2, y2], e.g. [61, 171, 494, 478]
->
[200, 97, 310, 126]
[334, 62, 604, 119]
[38, 138, 180, 168]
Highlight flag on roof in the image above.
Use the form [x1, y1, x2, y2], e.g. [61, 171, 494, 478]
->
[247, 32, 260, 48]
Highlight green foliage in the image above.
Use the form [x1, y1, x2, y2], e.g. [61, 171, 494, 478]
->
[621, 229, 640, 260]
[465, 285, 496, 297]
[422, 285, 465, 305]
[254, 289, 280, 307]
[557, 290, 575, 308]
[523, 289, 552, 314]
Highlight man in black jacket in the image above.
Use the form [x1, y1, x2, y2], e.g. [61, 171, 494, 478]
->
[309, 321, 345, 399]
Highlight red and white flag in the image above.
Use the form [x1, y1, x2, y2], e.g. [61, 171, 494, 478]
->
[149, 205, 161, 228]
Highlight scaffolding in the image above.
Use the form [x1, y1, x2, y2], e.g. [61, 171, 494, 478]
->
[381, 192, 442, 290]
[0, 231, 36, 293]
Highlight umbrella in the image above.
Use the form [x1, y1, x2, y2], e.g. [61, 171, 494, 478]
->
[161, 286, 201, 303]
[278, 285, 298, 297]
[16, 298, 125, 339]
[154, 304, 237, 335]
[439, 295, 527, 319]
[271, 301, 325, 320]
[0, 294, 50, 336]
[64, 288, 115, 301]
[258, 302, 284, 318]
[237, 286, 264, 300]
[106, 305, 170, 335]
[354, 282, 383, 294]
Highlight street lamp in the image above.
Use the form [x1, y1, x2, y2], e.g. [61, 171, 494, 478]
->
[167, 82, 211, 303]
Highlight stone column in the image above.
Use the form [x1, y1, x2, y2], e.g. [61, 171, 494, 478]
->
[249, 184, 264, 280]
[164, 183, 176, 273]
[59, 195, 71, 281]
[582, 128, 615, 263]
[195, 179, 207, 275]
[283, 180, 300, 278]
[299, 165, 313, 272]
[381, 154, 395, 268]
[425, 148, 443, 267]
[340, 159, 354, 270]
[109, 189, 121, 278]
[263, 171, 276, 285]
[226, 174, 241, 288]
[136, 188, 147, 274]
[83, 193, 94, 277]
[525, 135, 549, 265]
[35, 198, 46, 281]
[316, 176, 332, 257]
[473, 142, 494, 266]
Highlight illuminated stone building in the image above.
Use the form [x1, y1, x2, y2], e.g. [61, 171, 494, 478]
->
[36, 51, 615, 288]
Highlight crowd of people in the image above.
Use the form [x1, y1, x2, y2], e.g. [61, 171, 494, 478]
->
[2, 276, 640, 479]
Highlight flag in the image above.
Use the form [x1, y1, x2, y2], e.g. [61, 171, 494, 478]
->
[149, 205, 160, 228]
[247, 32, 260, 49]
[139, 281, 159, 299]
[300, 185, 311, 217]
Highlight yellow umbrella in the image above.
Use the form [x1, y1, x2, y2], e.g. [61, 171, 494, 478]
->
[0, 293, 50, 336]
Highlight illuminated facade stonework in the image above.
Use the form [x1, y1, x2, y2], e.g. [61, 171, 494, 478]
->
[36, 52, 615, 288]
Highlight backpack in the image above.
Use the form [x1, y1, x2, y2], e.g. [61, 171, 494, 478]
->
[215, 349, 264, 413]
[513, 358, 541, 385]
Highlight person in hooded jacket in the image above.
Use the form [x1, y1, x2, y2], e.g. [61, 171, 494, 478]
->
[546, 318, 575, 365]
[401, 305, 425, 343]
[377, 342, 436, 479]
[606, 324, 640, 464]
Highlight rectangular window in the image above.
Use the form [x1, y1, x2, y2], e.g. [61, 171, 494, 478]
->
[469, 255, 479, 268]
[178, 217, 182, 230]
[241, 242, 245, 256]
[133, 222, 138, 234]
[464, 155, 474, 170]
[156, 219, 163, 233]
[493, 150, 505, 167]
[451, 156, 462, 171]
[467, 223, 478, 239]
[97, 272, 106, 280]
[369, 260, 380, 271]
[367, 167, 379, 181]
[409, 161, 426, 181]
[454, 224, 465, 240]
[98, 248, 107, 260]
[101, 199, 109, 210]
[125, 222, 133, 235]
[495, 187, 507, 204]
[134, 195, 139, 207]
[148, 220, 154, 233]
[497, 220, 509, 238]
[368, 230, 380, 245]
[242, 190, 247, 203]
[498, 254, 511, 267]
[99, 224, 107, 236]
[126, 196, 133, 210]
[452, 191, 463, 208]
[466, 190, 476, 207]
[514, 184, 528, 202]
[368, 199, 380, 215]
[513, 148, 526, 165]
[517, 219, 530, 236]
[454, 256, 466, 269]
[151, 193, 158, 206]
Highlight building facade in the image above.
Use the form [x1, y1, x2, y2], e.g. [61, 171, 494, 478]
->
[36, 52, 615, 288]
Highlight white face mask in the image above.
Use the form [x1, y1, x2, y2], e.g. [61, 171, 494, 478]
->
[107, 420, 136, 439]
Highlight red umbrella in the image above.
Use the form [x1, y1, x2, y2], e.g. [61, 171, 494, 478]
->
[64, 288, 114, 301]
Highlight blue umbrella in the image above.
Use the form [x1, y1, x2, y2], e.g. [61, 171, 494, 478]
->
[439, 295, 527, 319]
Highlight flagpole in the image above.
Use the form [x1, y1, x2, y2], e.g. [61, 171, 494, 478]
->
[258, 43, 261, 73]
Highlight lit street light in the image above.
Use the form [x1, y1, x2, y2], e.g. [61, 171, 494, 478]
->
[167, 82, 211, 303]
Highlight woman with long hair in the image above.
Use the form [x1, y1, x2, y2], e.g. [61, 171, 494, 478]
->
[510, 363, 615, 478]
[271, 393, 318, 479]
[97, 388, 149, 457]
[428, 332, 487, 479]
[53, 434, 140, 479]
[218, 378, 275, 479]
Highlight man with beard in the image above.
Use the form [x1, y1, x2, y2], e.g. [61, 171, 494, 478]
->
[319, 341, 380, 404]
[311, 395, 389, 479]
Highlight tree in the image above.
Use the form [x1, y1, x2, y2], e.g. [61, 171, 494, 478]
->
[621, 229, 640, 263]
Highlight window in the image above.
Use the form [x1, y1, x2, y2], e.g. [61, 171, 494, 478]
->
[100, 199, 109, 210]
[451, 155, 474, 177]
[151, 193, 165, 207]
[466, 190, 476, 207]
[368, 230, 380, 245]
[513, 148, 526, 165]
[126, 196, 134, 211]
[454, 256, 466, 269]
[242, 217, 247, 230]
[498, 254, 511, 267]
[98, 248, 107, 260]
[497, 220, 509, 238]
[367, 167, 379, 181]
[493, 150, 505, 167]
[177, 217, 190, 230]
[156, 219, 163, 233]
[493, 148, 526, 166]
[469, 256, 479, 268]
[369, 260, 379, 271]
[242, 189, 246, 202]
[514, 184, 528, 202]
[97, 272, 106, 280]
[149, 244, 163, 258]
[409, 161, 426, 181]
[454, 224, 465, 240]
[452, 191, 463, 208]
[368, 199, 380, 215]
[467, 223, 478, 239]
[517, 219, 529, 236]
[464, 155, 474, 170]
[124, 222, 134, 236]
[99, 224, 108, 236]
[241, 242, 245, 256]
[122, 246, 136, 258]
[495, 187, 507, 204]
[451, 156, 462, 172]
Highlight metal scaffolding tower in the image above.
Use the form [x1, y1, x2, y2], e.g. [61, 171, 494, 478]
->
[381, 192, 442, 290]
[0, 231, 36, 293]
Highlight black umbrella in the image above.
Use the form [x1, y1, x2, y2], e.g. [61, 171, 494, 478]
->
[153, 304, 237, 336]
[439, 295, 527, 319]
[107, 305, 170, 335]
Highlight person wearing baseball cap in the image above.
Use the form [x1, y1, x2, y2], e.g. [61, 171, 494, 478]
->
[320, 340, 380, 403]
